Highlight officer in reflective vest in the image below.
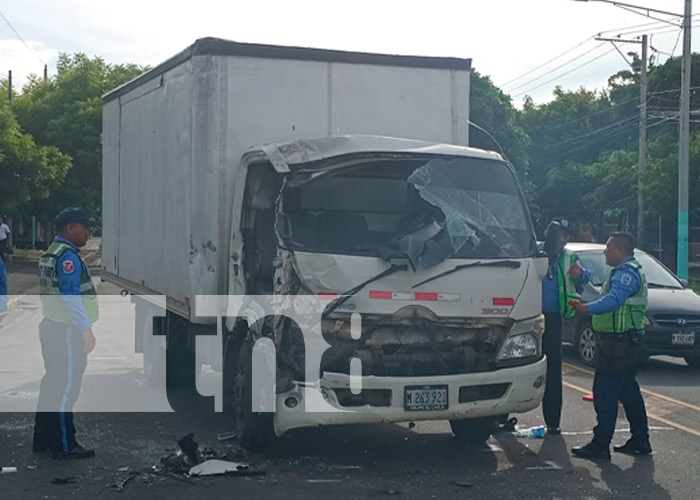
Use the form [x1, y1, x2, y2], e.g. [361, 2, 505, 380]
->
[539, 217, 590, 435]
[568, 232, 651, 460]
[33, 207, 98, 460]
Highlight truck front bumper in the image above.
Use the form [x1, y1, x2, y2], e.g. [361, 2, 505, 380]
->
[273, 356, 547, 436]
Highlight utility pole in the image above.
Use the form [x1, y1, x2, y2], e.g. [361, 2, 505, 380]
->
[596, 35, 648, 247]
[677, 0, 692, 280]
[639, 34, 648, 248]
[7, 70, 11, 109]
[43, 64, 47, 81]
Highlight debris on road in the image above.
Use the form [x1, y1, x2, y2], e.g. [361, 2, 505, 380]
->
[51, 477, 78, 485]
[110, 472, 135, 492]
[449, 480, 473, 488]
[189, 459, 264, 477]
[377, 488, 402, 495]
[217, 431, 237, 442]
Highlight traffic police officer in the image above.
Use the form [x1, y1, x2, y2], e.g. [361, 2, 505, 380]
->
[33, 207, 98, 459]
[568, 232, 651, 460]
[540, 217, 590, 434]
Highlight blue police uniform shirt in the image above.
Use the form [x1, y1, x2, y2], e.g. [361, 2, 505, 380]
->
[55, 237, 92, 332]
[586, 256, 641, 315]
[541, 252, 591, 314]
[0, 256, 7, 312]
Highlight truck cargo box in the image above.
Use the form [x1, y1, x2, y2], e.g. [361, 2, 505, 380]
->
[102, 38, 471, 322]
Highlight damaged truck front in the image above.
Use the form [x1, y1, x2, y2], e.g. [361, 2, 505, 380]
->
[227, 136, 548, 451]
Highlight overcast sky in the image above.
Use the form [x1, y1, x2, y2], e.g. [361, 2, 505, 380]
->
[1, 0, 699, 106]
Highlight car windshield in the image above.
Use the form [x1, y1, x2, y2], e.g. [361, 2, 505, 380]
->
[577, 250, 683, 289]
[278, 155, 537, 264]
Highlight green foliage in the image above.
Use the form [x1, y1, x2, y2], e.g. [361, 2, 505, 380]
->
[12, 54, 147, 218]
[470, 71, 530, 170]
[0, 82, 71, 216]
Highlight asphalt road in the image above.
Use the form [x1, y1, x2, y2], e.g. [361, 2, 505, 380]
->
[1, 273, 699, 499]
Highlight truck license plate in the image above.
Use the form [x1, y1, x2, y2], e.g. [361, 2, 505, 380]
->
[672, 332, 695, 345]
[404, 385, 448, 411]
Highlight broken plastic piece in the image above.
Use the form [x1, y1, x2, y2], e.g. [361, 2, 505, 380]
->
[188, 459, 256, 477]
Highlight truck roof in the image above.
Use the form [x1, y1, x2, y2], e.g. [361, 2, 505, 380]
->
[103, 37, 472, 104]
[253, 135, 504, 171]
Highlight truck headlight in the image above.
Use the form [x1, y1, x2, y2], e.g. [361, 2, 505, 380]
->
[498, 316, 544, 361]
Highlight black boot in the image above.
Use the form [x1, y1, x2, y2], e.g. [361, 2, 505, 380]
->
[613, 438, 652, 456]
[572, 441, 611, 460]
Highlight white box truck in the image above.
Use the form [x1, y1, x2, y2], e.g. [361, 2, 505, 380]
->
[102, 38, 548, 451]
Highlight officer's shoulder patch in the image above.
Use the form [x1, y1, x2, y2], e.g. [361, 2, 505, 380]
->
[62, 259, 75, 275]
[620, 272, 633, 286]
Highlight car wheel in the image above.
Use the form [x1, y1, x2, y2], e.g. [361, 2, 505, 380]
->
[684, 355, 700, 369]
[449, 417, 495, 446]
[575, 321, 596, 367]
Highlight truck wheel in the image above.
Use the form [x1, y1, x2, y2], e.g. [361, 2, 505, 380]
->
[449, 417, 495, 446]
[143, 314, 200, 389]
[575, 321, 596, 367]
[222, 333, 244, 414]
[233, 338, 277, 452]
[684, 355, 700, 369]
[143, 317, 166, 386]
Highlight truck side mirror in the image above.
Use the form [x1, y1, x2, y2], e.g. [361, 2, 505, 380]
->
[534, 256, 548, 280]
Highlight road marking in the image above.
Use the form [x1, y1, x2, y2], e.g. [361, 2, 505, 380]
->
[562, 361, 700, 413]
[562, 380, 700, 439]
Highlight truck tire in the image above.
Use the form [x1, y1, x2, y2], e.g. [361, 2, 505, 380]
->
[143, 316, 166, 386]
[233, 338, 277, 452]
[575, 321, 596, 367]
[449, 417, 495, 446]
[143, 313, 200, 389]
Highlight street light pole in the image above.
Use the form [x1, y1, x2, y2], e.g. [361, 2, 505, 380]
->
[639, 34, 648, 248]
[678, 0, 692, 280]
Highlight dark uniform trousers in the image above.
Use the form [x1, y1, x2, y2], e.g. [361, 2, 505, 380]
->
[592, 331, 649, 447]
[33, 319, 87, 453]
[542, 313, 563, 429]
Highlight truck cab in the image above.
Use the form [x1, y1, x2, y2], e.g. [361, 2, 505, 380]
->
[226, 135, 548, 450]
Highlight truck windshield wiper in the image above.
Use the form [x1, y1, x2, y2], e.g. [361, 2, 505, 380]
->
[325, 263, 410, 314]
[411, 260, 521, 289]
[647, 282, 681, 289]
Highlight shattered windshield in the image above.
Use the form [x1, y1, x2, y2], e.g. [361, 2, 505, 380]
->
[277, 155, 536, 264]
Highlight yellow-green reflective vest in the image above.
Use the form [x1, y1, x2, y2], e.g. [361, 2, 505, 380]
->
[592, 258, 647, 334]
[39, 241, 99, 325]
[539, 243, 580, 320]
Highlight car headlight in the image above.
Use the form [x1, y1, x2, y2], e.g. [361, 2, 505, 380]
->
[497, 316, 544, 361]
[643, 315, 651, 326]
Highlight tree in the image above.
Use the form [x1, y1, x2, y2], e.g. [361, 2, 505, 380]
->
[13, 54, 147, 218]
[470, 71, 530, 171]
[0, 80, 71, 218]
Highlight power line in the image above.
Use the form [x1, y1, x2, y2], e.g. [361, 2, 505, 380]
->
[513, 46, 618, 98]
[500, 36, 595, 89]
[508, 43, 609, 94]
[560, 115, 640, 145]
[0, 8, 44, 65]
